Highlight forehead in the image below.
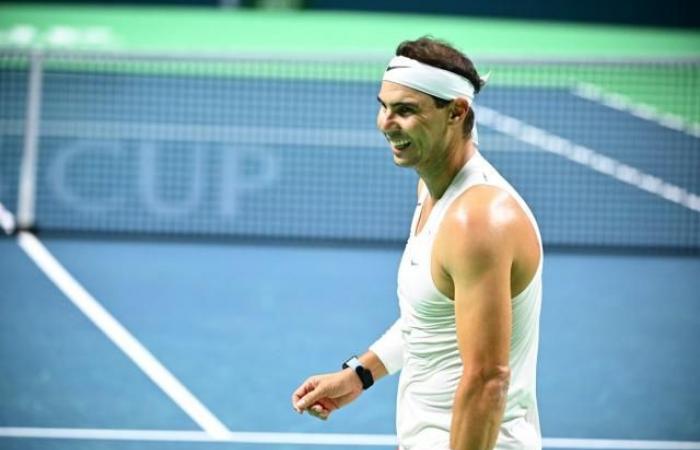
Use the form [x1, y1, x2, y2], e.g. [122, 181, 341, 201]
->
[377, 81, 433, 105]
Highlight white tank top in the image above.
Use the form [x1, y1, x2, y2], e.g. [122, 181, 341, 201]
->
[395, 151, 543, 450]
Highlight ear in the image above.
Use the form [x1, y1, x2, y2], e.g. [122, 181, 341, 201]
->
[449, 98, 469, 123]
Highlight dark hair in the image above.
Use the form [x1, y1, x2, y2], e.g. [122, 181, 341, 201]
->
[396, 36, 483, 139]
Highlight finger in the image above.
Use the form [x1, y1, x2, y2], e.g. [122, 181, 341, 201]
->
[295, 381, 327, 411]
[311, 403, 330, 414]
[291, 391, 302, 413]
[310, 404, 329, 421]
[316, 397, 339, 412]
[292, 378, 318, 412]
[292, 390, 303, 413]
[308, 409, 324, 420]
[292, 378, 315, 401]
[292, 387, 308, 413]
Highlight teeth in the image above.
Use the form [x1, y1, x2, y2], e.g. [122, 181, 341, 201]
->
[385, 134, 410, 149]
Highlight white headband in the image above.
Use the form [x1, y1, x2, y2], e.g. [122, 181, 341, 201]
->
[383, 55, 483, 144]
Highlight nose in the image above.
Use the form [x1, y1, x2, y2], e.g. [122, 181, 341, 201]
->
[377, 108, 396, 133]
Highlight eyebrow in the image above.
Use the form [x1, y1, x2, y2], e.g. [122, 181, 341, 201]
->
[376, 96, 420, 108]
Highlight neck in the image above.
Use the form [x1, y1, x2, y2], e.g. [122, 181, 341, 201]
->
[418, 139, 475, 200]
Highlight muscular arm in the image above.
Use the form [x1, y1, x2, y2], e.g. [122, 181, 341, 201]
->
[436, 187, 517, 450]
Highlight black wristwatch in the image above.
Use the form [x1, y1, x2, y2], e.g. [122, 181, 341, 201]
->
[342, 356, 374, 390]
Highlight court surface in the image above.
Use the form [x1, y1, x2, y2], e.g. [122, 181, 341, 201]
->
[1, 235, 699, 449]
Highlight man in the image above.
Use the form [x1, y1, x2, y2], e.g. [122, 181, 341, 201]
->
[291, 37, 543, 450]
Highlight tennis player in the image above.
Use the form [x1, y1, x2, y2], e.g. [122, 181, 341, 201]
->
[292, 37, 543, 450]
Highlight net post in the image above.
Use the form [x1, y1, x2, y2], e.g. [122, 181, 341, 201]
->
[17, 49, 44, 230]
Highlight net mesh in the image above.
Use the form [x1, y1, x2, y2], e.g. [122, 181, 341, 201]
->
[1, 51, 698, 249]
[0, 53, 27, 217]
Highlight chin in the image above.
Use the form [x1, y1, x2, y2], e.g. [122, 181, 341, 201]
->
[389, 145, 419, 168]
[392, 155, 417, 168]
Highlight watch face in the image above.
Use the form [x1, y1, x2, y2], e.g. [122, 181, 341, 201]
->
[344, 357, 360, 370]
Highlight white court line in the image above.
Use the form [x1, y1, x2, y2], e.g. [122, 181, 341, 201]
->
[1, 428, 700, 449]
[544, 438, 700, 450]
[0, 201, 16, 234]
[573, 83, 700, 139]
[477, 106, 700, 213]
[0, 427, 397, 445]
[15, 231, 231, 440]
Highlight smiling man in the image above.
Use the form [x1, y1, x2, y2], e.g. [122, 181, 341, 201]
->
[292, 37, 543, 450]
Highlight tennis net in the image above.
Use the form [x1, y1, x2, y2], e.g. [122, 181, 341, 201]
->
[1, 50, 698, 250]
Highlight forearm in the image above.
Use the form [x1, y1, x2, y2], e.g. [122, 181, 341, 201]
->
[449, 370, 509, 450]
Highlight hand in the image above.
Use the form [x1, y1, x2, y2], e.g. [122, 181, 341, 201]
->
[291, 369, 364, 420]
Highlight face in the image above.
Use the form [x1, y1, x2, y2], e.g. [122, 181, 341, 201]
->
[376, 81, 453, 169]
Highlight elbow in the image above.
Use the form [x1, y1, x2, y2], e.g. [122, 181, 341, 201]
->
[459, 365, 511, 400]
[450, 366, 510, 450]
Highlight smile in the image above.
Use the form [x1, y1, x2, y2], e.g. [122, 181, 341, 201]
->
[385, 135, 411, 150]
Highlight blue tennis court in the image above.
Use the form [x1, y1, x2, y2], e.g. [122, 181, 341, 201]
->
[1, 50, 699, 449]
[1, 237, 699, 449]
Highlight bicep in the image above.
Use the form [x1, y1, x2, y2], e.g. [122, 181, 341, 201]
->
[452, 255, 512, 376]
[439, 193, 515, 376]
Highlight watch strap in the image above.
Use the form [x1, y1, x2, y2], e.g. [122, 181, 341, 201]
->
[342, 356, 374, 390]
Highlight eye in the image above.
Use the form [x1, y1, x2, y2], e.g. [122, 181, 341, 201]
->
[396, 106, 415, 117]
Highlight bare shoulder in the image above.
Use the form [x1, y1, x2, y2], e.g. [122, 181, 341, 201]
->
[434, 185, 540, 293]
[439, 185, 525, 251]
